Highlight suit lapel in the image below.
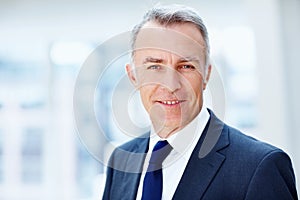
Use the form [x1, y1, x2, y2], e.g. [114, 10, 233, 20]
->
[118, 136, 149, 200]
[173, 111, 230, 200]
[124, 136, 149, 173]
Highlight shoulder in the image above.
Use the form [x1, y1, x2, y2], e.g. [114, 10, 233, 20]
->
[209, 122, 297, 198]
[226, 126, 299, 198]
[109, 133, 149, 160]
[207, 109, 281, 158]
[106, 134, 149, 173]
[117, 133, 150, 152]
[227, 125, 279, 153]
[223, 123, 293, 172]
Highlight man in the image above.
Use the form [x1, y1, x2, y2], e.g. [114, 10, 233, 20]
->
[103, 4, 298, 200]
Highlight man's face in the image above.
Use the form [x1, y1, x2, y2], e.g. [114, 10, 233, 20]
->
[127, 21, 211, 137]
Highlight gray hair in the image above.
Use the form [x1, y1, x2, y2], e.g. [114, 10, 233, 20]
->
[131, 4, 210, 66]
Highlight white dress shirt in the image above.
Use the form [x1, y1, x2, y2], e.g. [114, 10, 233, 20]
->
[136, 107, 210, 200]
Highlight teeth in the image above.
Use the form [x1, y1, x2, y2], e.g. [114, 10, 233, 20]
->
[161, 100, 180, 105]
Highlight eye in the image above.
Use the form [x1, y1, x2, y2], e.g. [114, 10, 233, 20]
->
[179, 65, 196, 71]
[147, 65, 161, 70]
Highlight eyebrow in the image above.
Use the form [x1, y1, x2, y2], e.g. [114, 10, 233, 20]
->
[142, 57, 164, 64]
[142, 56, 200, 64]
[178, 56, 200, 63]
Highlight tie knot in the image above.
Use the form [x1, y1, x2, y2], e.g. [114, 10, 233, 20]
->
[153, 140, 170, 151]
[148, 140, 172, 170]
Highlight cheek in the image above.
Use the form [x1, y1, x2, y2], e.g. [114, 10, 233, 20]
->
[184, 74, 204, 94]
[139, 85, 156, 108]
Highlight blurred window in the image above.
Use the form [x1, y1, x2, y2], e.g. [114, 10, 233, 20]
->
[0, 130, 3, 183]
[50, 41, 101, 198]
[210, 26, 258, 131]
[21, 128, 43, 184]
[76, 138, 101, 198]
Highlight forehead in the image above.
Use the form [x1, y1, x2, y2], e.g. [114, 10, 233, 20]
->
[134, 21, 206, 61]
[133, 49, 200, 65]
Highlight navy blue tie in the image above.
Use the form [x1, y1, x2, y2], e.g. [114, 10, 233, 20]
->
[141, 140, 173, 200]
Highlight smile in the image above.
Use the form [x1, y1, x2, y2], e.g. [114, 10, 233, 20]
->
[157, 100, 184, 105]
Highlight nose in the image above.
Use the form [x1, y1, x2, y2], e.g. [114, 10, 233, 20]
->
[162, 67, 182, 92]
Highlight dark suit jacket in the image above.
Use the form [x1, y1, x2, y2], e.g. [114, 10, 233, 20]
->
[103, 110, 298, 200]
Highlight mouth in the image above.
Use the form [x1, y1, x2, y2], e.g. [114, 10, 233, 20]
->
[156, 100, 185, 106]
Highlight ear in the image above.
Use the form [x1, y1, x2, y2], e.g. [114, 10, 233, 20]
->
[126, 63, 138, 86]
[203, 64, 212, 90]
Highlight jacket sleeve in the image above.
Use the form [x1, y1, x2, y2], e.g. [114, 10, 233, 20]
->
[245, 150, 298, 200]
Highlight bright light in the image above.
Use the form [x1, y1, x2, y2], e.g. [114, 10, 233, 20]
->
[49, 41, 93, 66]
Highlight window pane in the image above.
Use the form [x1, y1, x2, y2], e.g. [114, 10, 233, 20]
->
[21, 128, 43, 183]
